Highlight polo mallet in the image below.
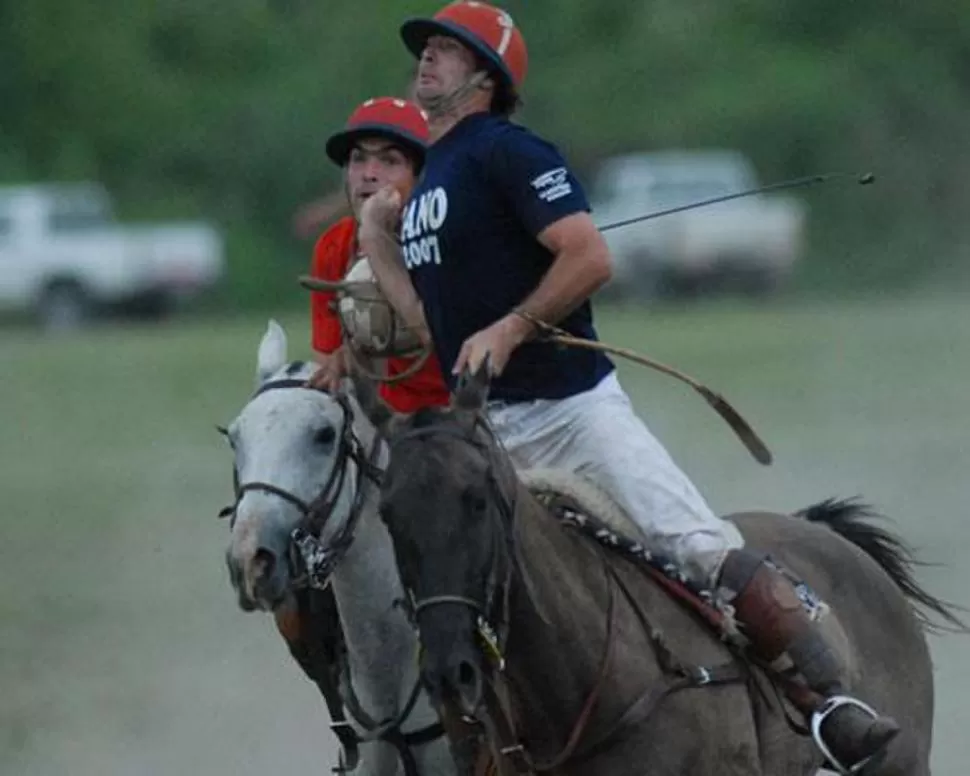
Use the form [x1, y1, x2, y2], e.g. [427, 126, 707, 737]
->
[597, 171, 875, 233]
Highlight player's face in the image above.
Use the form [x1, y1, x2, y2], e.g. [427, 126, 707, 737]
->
[415, 35, 479, 106]
[345, 138, 415, 219]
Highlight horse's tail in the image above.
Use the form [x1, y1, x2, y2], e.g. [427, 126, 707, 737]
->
[795, 496, 968, 634]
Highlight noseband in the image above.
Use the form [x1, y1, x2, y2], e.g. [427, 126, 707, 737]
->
[219, 378, 384, 590]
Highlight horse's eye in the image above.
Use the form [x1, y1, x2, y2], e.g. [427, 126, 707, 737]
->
[314, 426, 336, 446]
[379, 501, 394, 523]
[462, 488, 487, 514]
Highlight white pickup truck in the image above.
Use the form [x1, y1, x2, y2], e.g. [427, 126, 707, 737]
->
[0, 182, 225, 329]
[588, 150, 806, 300]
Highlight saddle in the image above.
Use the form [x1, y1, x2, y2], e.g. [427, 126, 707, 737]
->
[519, 467, 827, 625]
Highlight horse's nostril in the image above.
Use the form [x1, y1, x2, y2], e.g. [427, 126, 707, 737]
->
[253, 548, 276, 581]
[450, 657, 483, 715]
[456, 660, 478, 689]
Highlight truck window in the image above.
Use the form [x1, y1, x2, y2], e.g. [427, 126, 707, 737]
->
[650, 180, 735, 208]
[48, 198, 111, 231]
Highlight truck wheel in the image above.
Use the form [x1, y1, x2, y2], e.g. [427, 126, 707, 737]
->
[38, 281, 90, 332]
[660, 269, 704, 299]
[128, 291, 174, 320]
[735, 267, 782, 297]
[714, 258, 784, 299]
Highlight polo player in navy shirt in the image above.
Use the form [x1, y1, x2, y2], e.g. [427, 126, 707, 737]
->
[360, 2, 899, 770]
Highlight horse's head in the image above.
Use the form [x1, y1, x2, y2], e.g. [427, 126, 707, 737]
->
[360, 356, 518, 716]
[221, 320, 379, 612]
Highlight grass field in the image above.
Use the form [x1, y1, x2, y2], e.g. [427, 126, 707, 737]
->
[2, 292, 968, 775]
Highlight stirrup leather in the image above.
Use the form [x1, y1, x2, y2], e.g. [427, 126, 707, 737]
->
[810, 695, 880, 775]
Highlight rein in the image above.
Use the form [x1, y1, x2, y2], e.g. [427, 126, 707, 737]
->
[220, 377, 444, 775]
[389, 418, 746, 775]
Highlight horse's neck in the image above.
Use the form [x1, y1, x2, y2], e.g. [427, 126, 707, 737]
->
[504, 485, 659, 742]
[329, 435, 418, 716]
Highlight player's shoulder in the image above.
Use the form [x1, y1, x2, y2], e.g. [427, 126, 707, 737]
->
[314, 216, 356, 254]
[479, 117, 572, 180]
[312, 216, 357, 276]
[486, 116, 559, 151]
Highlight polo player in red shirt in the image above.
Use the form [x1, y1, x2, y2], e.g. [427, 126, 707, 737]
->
[307, 96, 450, 413]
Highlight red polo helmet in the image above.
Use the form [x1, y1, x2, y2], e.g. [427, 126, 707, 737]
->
[401, 1, 528, 92]
[325, 97, 430, 169]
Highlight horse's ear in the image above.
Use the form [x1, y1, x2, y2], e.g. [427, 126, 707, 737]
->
[256, 319, 288, 386]
[345, 367, 395, 434]
[452, 355, 492, 414]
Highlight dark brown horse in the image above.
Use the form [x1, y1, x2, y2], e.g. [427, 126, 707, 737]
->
[357, 363, 965, 776]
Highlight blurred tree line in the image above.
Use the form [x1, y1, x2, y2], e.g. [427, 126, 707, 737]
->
[2, 0, 969, 311]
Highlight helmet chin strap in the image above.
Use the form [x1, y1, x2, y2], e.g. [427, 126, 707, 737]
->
[419, 70, 490, 119]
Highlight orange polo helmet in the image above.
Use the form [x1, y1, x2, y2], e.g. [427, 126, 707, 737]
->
[325, 97, 430, 169]
[400, 1, 528, 92]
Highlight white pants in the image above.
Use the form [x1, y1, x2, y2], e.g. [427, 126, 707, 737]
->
[486, 371, 745, 588]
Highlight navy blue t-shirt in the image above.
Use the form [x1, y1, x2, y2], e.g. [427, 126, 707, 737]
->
[399, 112, 613, 402]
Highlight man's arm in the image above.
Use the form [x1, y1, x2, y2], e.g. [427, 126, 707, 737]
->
[452, 214, 611, 373]
[451, 131, 613, 376]
[506, 211, 612, 333]
[357, 188, 431, 345]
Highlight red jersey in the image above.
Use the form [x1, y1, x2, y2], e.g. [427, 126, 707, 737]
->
[309, 217, 450, 413]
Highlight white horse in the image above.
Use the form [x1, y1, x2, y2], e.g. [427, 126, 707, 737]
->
[221, 320, 456, 776]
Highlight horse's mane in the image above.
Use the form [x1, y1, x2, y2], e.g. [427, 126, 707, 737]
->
[410, 406, 452, 428]
[452, 412, 641, 546]
[458, 420, 631, 626]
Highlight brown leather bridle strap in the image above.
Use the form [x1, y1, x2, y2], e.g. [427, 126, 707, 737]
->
[475, 550, 619, 775]
[532, 551, 619, 771]
[478, 680, 532, 776]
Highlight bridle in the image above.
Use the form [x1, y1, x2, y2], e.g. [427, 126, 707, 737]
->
[391, 420, 518, 645]
[387, 420, 528, 776]
[218, 377, 445, 775]
[385, 416, 745, 776]
[219, 378, 384, 589]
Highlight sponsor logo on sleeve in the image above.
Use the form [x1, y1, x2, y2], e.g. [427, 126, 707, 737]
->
[530, 167, 572, 203]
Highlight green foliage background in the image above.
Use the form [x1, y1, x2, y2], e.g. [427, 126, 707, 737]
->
[3, 0, 969, 309]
